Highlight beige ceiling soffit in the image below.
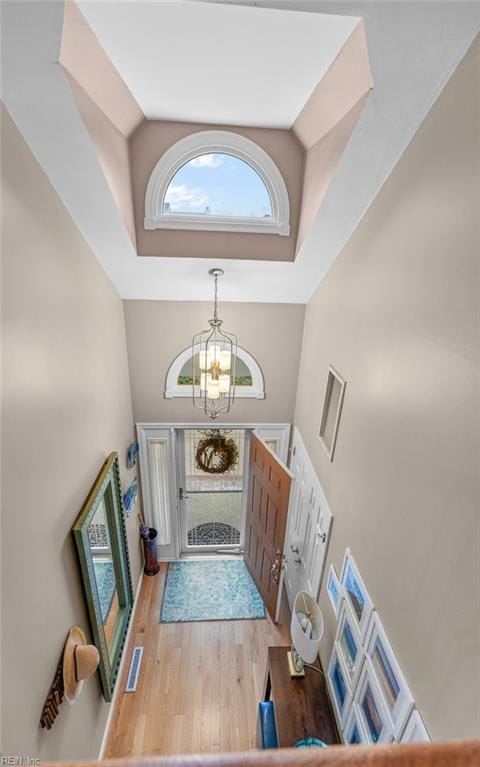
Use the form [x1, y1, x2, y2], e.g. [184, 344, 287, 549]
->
[295, 92, 370, 257]
[60, 0, 143, 138]
[293, 20, 373, 150]
[129, 120, 304, 263]
[64, 70, 137, 249]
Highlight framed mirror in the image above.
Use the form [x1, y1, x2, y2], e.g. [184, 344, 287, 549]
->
[72, 452, 133, 701]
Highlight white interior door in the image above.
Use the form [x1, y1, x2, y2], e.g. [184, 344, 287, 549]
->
[284, 427, 333, 607]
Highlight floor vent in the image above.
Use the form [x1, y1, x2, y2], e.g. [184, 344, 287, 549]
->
[125, 646, 143, 693]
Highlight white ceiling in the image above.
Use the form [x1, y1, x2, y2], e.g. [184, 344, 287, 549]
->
[1, 1, 479, 304]
[76, 0, 359, 128]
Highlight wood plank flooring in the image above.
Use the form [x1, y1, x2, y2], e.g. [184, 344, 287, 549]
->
[105, 563, 291, 758]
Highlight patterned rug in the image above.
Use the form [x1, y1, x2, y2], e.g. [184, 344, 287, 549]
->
[93, 560, 116, 624]
[160, 560, 265, 622]
[187, 522, 240, 546]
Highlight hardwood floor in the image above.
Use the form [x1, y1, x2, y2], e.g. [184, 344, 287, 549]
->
[105, 563, 291, 758]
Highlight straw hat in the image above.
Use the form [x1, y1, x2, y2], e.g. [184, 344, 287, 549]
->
[63, 626, 100, 704]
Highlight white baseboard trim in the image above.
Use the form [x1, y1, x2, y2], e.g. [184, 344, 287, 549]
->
[98, 567, 144, 759]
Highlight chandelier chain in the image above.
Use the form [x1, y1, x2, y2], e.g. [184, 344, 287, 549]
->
[213, 271, 218, 322]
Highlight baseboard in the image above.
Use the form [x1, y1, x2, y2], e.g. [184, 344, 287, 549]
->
[98, 567, 144, 759]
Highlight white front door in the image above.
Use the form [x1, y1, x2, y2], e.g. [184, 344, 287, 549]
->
[284, 427, 333, 607]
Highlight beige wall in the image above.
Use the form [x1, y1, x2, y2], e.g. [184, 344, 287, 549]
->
[1, 106, 143, 760]
[294, 39, 479, 740]
[123, 300, 305, 424]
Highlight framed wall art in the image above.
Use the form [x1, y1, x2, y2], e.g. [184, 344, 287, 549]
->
[327, 564, 342, 618]
[354, 658, 393, 744]
[365, 612, 414, 740]
[400, 709, 430, 743]
[340, 548, 374, 640]
[335, 600, 364, 688]
[319, 366, 346, 461]
[344, 703, 370, 745]
[327, 643, 353, 730]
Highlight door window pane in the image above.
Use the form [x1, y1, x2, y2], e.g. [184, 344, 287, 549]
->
[164, 153, 272, 219]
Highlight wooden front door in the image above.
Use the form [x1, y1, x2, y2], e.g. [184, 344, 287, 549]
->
[244, 434, 293, 620]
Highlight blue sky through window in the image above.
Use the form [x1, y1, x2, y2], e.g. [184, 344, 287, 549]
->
[164, 153, 272, 218]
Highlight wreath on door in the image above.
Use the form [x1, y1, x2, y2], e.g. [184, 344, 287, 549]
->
[195, 434, 239, 474]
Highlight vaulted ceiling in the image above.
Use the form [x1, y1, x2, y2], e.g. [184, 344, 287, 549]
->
[1, 1, 479, 302]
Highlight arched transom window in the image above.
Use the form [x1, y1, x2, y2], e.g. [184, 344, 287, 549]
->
[165, 345, 265, 400]
[145, 131, 290, 236]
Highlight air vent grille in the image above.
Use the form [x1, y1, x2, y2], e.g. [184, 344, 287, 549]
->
[125, 646, 143, 693]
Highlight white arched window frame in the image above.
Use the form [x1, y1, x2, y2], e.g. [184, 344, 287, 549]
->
[165, 345, 265, 400]
[144, 130, 290, 236]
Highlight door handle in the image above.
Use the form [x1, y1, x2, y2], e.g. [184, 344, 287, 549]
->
[316, 531, 326, 543]
[290, 545, 299, 554]
[271, 549, 283, 584]
[179, 487, 189, 501]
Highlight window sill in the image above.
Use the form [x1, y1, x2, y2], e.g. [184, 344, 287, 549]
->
[144, 215, 289, 236]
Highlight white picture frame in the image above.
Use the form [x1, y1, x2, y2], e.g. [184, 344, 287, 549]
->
[354, 657, 394, 744]
[319, 366, 346, 461]
[344, 702, 370, 745]
[326, 643, 354, 730]
[365, 612, 414, 740]
[335, 600, 364, 688]
[400, 709, 430, 743]
[327, 564, 342, 618]
[340, 549, 374, 640]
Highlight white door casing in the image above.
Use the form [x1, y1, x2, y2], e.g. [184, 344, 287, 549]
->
[136, 422, 291, 562]
[284, 427, 333, 607]
[137, 426, 179, 560]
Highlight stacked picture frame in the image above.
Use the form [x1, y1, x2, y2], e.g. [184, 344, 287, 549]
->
[326, 549, 430, 745]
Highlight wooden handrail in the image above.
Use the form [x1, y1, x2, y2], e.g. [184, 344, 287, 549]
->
[45, 740, 480, 767]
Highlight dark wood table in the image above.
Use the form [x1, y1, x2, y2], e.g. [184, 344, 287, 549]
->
[263, 645, 340, 748]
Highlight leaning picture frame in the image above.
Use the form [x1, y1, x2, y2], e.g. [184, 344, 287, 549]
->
[327, 564, 342, 618]
[400, 709, 430, 743]
[340, 548, 374, 640]
[335, 599, 364, 689]
[365, 611, 414, 740]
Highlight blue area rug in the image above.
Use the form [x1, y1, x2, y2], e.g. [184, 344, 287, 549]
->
[93, 560, 116, 624]
[160, 560, 266, 622]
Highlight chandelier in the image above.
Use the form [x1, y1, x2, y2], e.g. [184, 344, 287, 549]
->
[192, 269, 237, 419]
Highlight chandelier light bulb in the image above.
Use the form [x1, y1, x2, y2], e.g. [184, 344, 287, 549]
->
[219, 375, 230, 393]
[199, 350, 209, 370]
[219, 350, 231, 371]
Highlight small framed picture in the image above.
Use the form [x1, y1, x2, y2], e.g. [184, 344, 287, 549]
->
[354, 657, 393, 744]
[327, 643, 354, 730]
[319, 366, 346, 461]
[400, 709, 430, 743]
[340, 549, 374, 640]
[344, 703, 370, 745]
[335, 600, 363, 688]
[327, 564, 342, 617]
[365, 612, 414, 739]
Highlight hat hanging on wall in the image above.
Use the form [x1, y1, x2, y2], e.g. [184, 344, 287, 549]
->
[63, 625, 100, 704]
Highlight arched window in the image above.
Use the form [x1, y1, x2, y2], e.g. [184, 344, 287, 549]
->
[165, 345, 265, 400]
[145, 131, 290, 236]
